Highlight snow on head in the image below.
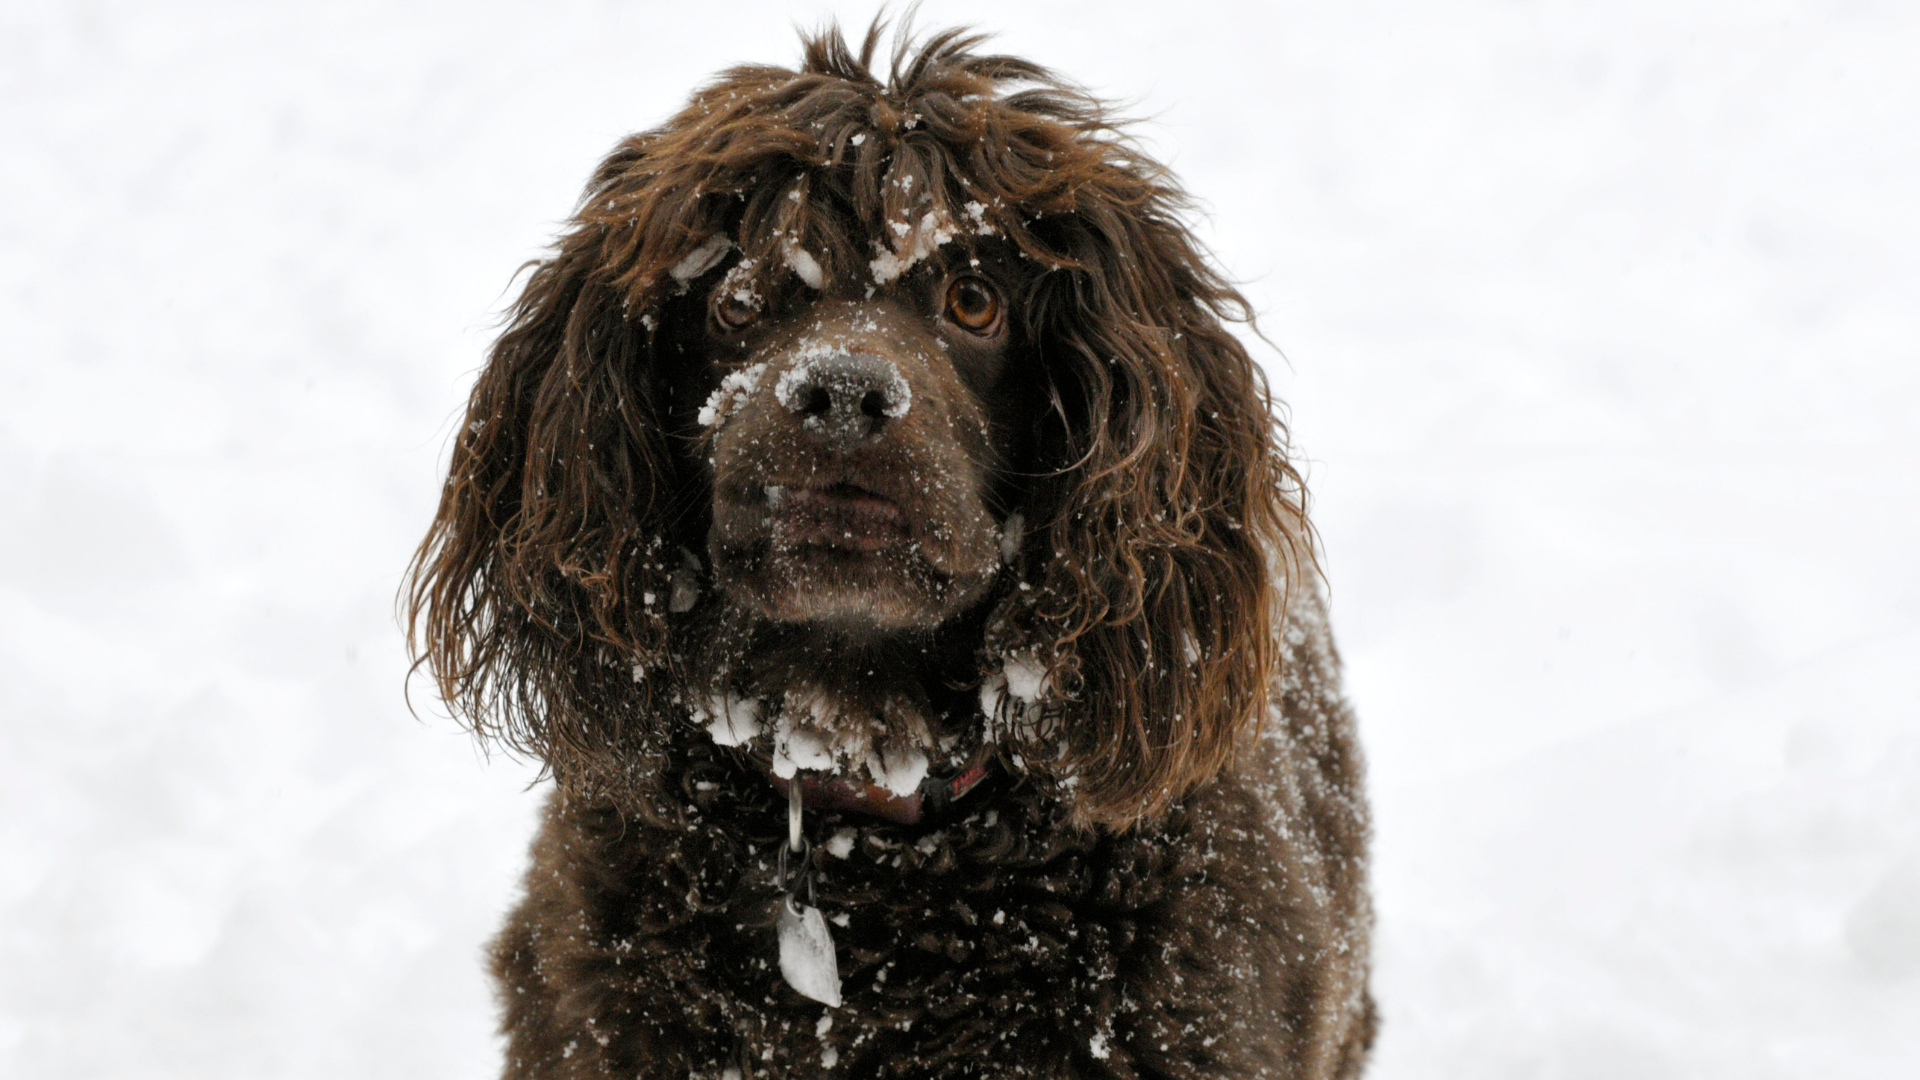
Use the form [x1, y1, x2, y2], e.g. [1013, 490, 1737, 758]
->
[868, 209, 958, 285]
[717, 257, 763, 312]
[669, 232, 733, 284]
[697, 362, 767, 428]
[773, 341, 912, 420]
[783, 241, 827, 290]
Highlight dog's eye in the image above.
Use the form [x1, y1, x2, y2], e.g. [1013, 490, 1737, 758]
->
[713, 292, 761, 332]
[944, 277, 1002, 336]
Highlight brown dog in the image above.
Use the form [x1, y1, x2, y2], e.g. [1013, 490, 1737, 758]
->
[408, 22, 1373, 1079]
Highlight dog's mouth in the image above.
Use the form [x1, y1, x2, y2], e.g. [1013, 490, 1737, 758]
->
[707, 469, 999, 630]
[765, 483, 910, 553]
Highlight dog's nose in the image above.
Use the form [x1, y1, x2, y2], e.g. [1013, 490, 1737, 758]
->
[777, 352, 912, 447]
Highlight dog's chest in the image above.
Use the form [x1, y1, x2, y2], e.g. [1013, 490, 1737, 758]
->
[568, 791, 1210, 1076]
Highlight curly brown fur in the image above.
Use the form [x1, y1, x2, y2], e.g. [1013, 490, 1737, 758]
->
[407, 20, 1372, 1079]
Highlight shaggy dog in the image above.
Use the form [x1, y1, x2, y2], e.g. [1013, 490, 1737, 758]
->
[408, 23, 1374, 1080]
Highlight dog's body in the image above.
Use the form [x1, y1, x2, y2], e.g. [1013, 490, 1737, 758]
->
[410, 25, 1373, 1079]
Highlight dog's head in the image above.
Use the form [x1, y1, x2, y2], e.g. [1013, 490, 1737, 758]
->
[678, 258, 1028, 635]
[407, 25, 1309, 828]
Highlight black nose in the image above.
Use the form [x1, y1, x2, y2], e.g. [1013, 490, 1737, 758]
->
[777, 352, 911, 447]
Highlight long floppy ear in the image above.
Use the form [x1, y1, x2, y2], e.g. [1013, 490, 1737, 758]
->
[989, 176, 1309, 830]
[404, 137, 734, 806]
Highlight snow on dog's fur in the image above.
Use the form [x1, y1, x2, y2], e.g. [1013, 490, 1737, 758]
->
[407, 21, 1374, 1079]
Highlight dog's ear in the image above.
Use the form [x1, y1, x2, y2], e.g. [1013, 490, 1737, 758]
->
[991, 187, 1310, 830]
[405, 139, 729, 801]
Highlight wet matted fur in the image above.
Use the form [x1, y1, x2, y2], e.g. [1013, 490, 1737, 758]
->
[407, 22, 1374, 1080]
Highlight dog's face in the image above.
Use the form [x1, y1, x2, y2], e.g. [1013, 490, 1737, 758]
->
[664, 246, 1038, 638]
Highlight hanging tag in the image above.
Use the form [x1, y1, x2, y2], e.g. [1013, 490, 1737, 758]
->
[776, 774, 841, 1007]
[777, 894, 842, 1007]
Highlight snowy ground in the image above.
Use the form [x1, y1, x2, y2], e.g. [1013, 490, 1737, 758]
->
[4, 1, 1916, 1076]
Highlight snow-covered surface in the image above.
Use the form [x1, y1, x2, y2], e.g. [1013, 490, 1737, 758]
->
[3, 2, 1916, 1077]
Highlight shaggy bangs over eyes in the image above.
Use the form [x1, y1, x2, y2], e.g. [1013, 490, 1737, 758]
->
[576, 25, 1153, 303]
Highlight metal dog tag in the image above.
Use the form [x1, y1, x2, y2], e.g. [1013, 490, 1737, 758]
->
[777, 895, 842, 1007]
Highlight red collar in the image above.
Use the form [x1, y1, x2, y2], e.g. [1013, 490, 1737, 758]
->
[770, 758, 995, 825]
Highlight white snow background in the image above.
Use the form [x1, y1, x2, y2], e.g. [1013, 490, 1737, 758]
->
[4, 1, 1916, 1076]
